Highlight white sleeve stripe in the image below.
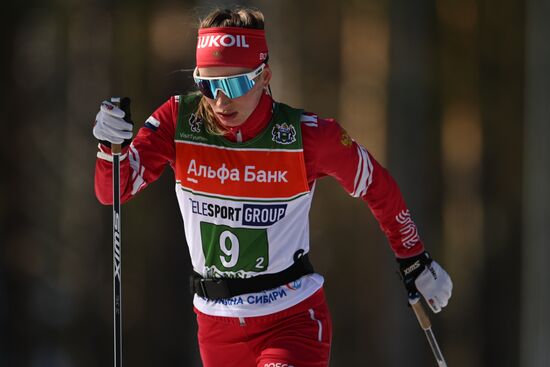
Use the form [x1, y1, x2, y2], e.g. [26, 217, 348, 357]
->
[352, 145, 373, 198]
[98, 143, 108, 153]
[353, 146, 368, 197]
[300, 114, 318, 127]
[146, 116, 160, 127]
[300, 114, 317, 122]
[359, 150, 373, 197]
[96, 151, 128, 162]
[303, 122, 318, 127]
[359, 146, 373, 196]
[129, 145, 146, 195]
[96, 144, 128, 162]
[352, 146, 364, 196]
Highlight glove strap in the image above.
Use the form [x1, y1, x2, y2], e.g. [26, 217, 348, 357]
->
[397, 251, 432, 295]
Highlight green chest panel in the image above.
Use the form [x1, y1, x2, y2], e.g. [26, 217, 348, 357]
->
[175, 94, 304, 150]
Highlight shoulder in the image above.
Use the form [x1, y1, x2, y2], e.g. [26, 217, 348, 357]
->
[299, 111, 362, 184]
[300, 111, 343, 129]
[144, 94, 189, 132]
[157, 93, 201, 113]
[168, 92, 201, 114]
[300, 111, 347, 142]
[179, 92, 202, 106]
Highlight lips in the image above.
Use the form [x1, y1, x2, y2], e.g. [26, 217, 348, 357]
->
[215, 110, 238, 124]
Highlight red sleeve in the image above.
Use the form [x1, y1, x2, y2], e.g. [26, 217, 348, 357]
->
[94, 96, 178, 205]
[302, 114, 424, 258]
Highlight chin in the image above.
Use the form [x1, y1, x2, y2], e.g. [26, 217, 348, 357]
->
[215, 112, 247, 128]
[219, 119, 244, 128]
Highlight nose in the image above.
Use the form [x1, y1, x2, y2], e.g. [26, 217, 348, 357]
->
[215, 91, 231, 107]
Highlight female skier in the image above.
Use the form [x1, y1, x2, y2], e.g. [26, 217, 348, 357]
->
[93, 7, 452, 367]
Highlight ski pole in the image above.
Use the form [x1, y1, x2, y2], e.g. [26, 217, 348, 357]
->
[111, 96, 123, 367]
[409, 295, 448, 367]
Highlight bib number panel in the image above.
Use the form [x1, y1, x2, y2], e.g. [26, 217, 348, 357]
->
[200, 222, 269, 277]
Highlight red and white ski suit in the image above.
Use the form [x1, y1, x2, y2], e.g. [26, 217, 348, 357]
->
[94, 92, 424, 367]
[95, 93, 424, 258]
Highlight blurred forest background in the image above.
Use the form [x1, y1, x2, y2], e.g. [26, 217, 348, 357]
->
[1, 0, 549, 366]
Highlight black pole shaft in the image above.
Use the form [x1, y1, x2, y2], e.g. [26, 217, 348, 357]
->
[112, 149, 122, 367]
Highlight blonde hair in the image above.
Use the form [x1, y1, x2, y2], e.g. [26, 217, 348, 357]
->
[195, 7, 266, 135]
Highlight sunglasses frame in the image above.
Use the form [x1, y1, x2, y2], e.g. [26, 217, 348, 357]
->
[193, 63, 266, 99]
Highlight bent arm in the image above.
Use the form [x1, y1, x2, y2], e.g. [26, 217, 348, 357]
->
[303, 116, 424, 258]
[94, 97, 178, 204]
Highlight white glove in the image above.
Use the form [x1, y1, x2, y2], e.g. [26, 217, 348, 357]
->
[413, 260, 452, 313]
[93, 100, 133, 145]
[398, 252, 453, 313]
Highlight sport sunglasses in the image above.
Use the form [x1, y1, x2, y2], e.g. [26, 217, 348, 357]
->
[193, 63, 266, 99]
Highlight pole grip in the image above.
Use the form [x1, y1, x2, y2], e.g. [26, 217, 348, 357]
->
[110, 97, 122, 155]
[411, 299, 432, 330]
[112, 144, 122, 154]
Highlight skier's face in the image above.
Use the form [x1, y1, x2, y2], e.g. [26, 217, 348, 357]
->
[198, 65, 271, 128]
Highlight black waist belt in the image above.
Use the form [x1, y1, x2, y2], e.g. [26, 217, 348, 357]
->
[190, 253, 314, 301]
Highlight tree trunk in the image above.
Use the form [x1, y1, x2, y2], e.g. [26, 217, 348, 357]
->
[521, 0, 550, 365]
[387, 0, 440, 365]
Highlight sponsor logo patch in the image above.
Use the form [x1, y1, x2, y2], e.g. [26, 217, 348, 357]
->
[272, 123, 297, 145]
[340, 128, 353, 147]
[242, 204, 287, 226]
[197, 34, 250, 49]
[396, 209, 420, 249]
[189, 113, 202, 133]
[286, 278, 302, 290]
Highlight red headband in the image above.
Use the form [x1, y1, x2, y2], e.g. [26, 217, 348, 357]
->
[196, 27, 268, 68]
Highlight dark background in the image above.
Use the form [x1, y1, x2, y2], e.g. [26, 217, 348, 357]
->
[1, 0, 549, 366]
